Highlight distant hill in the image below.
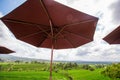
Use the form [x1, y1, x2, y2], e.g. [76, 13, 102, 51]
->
[74, 60, 115, 64]
[0, 54, 48, 62]
[55, 60, 115, 64]
[0, 54, 119, 64]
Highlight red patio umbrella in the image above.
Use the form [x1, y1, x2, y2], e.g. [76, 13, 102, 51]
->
[1, 0, 98, 79]
[0, 46, 14, 54]
[103, 26, 120, 44]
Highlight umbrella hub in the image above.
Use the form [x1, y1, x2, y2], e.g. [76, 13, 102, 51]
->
[53, 27, 59, 33]
[52, 27, 61, 37]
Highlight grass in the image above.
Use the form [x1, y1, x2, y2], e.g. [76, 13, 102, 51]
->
[0, 71, 49, 80]
[0, 62, 120, 80]
[0, 71, 69, 80]
[68, 69, 112, 80]
[0, 69, 115, 80]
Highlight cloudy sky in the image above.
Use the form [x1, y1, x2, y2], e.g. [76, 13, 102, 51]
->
[0, 0, 120, 61]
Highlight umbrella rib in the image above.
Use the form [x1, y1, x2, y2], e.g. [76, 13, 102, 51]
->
[37, 37, 48, 47]
[39, 0, 54, 37]
[65, 38, 75, 48]
[2, 18, 48, 27]
[3, 19, 51, 37]
[36, 25, 51, 37]
[39, 0, 52, 23]
[59, 33, 75, 48]
[19, 30, 49, 39]
[55, 19, 97, 37]
[63, 18, 97, 27]
[64, 30, 92, 41]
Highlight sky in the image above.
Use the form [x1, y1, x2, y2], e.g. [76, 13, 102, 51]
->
[0, 0, 120, 62]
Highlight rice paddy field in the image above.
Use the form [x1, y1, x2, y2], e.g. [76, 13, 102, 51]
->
[0, 62, 120, 80]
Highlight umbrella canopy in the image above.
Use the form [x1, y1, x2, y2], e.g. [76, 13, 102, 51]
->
[0, 46, 14, 54]
[103, 26, 120, 44]
[1, 0, 98, 49]
[1, 0, 98, 79]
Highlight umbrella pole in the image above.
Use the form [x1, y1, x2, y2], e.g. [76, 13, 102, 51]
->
[49, 43, 54, 80]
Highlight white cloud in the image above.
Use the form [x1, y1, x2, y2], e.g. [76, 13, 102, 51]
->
[0, 12, 3, 17]
[110, 0, 120, 24]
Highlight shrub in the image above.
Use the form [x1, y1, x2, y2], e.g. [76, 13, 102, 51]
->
[89, 67, 95, 71]
[82, 64, 95, 71]
[0, 65, 2, 71]
[101, 63, 120, 79]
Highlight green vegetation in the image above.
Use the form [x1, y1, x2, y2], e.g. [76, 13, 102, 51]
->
[0, 61, 120, 80]
[102, 63, 120, 79]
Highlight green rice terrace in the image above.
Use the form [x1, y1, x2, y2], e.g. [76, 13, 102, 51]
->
[0, 61, 120, 80]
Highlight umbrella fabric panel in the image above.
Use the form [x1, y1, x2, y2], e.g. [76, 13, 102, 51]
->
[43, 0, 98, 27]
[63, 20, 97, 39]
[1, 20, 42, 38]
[55, 34, 91, 49]
[40, 38, 74, 49]
[2, 0, 50, 26]
[103, 26, 120, 44]
[2, 20, 51, 47]
[20, 33, 48, 47]
[62, 32, 91, 48]
[114, 39, 120, 44]
[0, 46, 14, 54]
